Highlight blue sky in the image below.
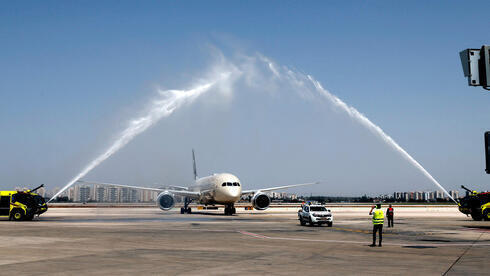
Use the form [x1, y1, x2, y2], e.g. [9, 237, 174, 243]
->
[1, 1, 489, 195]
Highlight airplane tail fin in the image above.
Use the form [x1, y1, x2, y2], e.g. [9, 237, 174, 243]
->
[192, 149, 198, 180]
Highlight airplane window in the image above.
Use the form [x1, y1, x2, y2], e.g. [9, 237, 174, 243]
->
[222, 183, 226, 186]
[227, 182, 232, 186]
[233, 182, 238, 186]
[237, 183, 240, 186]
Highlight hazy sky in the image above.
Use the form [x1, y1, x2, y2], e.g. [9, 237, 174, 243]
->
[1, 1, 489, 196]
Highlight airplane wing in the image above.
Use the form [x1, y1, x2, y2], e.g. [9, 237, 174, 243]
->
[241, 181, 320, 195]
[76, 180, 200, 198]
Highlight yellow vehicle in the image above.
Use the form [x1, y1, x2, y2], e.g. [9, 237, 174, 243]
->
[458, 185, 490, 221]
[0, 184, 48, 221]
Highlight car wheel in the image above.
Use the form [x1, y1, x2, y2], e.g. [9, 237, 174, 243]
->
[328, 222, 333, 227]
[187, 208, 192, 214]
[471, 212, 483, 221]
[180, 208, 185, 214]
[11, 209, 24, 221]
[308, 217, 313, 226]
[300, 218, 306, 226]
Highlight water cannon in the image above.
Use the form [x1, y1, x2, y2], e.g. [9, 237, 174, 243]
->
[461, 185, 478, 196]
[460, 45, 490, 90]
[30, 184, 45, 193]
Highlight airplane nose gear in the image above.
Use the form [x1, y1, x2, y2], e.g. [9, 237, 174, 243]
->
[224, 205, 236, 216]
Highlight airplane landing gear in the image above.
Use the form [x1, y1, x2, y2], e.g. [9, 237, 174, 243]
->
[181, 197, 192, 214]
[224, 205, 236, 216]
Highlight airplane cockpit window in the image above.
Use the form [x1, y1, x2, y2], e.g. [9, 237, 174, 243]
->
[223, 182, 240, 187]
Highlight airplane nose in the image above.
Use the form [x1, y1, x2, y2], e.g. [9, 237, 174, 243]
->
[224, 186, 241, 199]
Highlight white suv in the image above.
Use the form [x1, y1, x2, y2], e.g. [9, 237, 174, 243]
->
[298, 204, 333, 227]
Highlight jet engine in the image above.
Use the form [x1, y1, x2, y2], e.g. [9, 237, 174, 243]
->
[157, 192, 175, 211]
[251, 192, 270, 210]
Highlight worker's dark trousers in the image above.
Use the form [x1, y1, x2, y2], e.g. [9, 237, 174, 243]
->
[372, 224, 383, 245]
[387, 216, 394, 227]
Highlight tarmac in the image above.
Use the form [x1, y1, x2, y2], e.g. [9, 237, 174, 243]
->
[0, 206, 488, 275]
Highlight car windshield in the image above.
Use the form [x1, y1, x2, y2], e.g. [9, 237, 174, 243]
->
[310, 207, 327, 211]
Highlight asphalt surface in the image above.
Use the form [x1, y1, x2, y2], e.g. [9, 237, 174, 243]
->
[0, 207, 488, 275]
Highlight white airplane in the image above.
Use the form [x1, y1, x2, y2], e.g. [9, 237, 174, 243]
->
[77, 150, 319, 215]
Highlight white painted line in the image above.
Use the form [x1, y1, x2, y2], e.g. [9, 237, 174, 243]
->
[238, 231, 490, 247]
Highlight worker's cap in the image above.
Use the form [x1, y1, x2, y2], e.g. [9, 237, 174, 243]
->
[376, 204, 381, 208]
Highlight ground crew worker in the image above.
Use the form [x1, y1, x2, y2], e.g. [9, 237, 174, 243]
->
[369, 204, 384, 247]
[386, 204, 394, 228]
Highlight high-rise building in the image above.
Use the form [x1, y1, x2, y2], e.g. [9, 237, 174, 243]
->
[428, 191, 435, 200]
[140, 190, 157, 202]
[403, 192, 409, 202]
[414, 192, 421, 201]
[394, 192, 403, 200]
[130, 189, 139, 202]
[108, 187, 118, 202]
[79, 186, 91, 202]
[95, 186, 106, 202]
[120, 188, 130, 202]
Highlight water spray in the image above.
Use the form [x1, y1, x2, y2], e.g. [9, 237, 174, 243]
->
[258, 56, 456, 203]
[307, 76, 456, 203]
[50, 52, 456, 204]
[48, 72, 232, 202]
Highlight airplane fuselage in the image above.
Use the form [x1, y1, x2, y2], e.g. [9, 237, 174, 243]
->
[191, 173, 242, 205]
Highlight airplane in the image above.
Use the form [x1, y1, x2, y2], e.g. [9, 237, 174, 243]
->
[77, 150, 319, 215]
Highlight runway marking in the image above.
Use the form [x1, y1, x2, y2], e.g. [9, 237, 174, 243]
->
[238, 231, 490, 247]
[443, 233, 484, 276]
[238, 231, 269, 239]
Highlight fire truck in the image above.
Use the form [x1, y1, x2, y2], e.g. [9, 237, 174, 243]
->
[0, 184, 48, 221]
[458, 185, 490, 221]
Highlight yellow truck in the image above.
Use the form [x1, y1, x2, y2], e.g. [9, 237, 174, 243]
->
[458, 185, 490, 221]
[0, 184, 48, 221]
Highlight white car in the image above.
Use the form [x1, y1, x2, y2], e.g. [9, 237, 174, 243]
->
[298, 204, 333, 227]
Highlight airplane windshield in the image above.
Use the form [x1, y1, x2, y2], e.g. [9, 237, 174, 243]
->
[222, 182, 240, 187]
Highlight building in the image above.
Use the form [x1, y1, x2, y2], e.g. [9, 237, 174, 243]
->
[403, 192, 409, 202]
[414, 192, 422, 201]
[79, 186, 91, 202]
[95, 186, 106, 202]
[107, 187, 119, 202]
[140, 190, 157, 202]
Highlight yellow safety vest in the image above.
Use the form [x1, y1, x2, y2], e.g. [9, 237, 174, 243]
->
[372, 209, 384, 225]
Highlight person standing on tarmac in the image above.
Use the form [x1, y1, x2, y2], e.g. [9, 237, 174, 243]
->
[369, 204, 384, 247]
[387, 204, 394, 227]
